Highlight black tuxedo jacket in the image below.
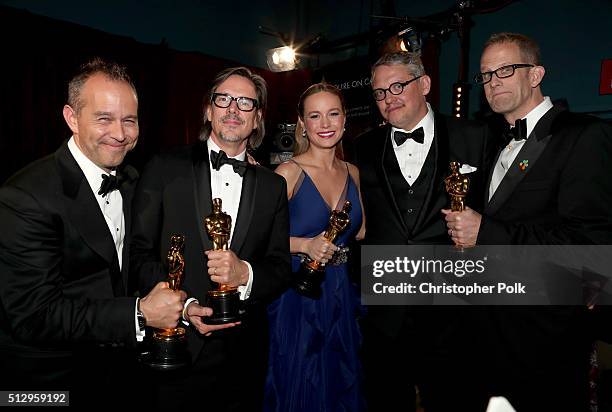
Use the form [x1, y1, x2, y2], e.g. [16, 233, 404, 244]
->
[354, 112, 492, 337]
[0, 141, 139, 390]
[476, 106, 612, 411]
[480, 105, 612, 245]
[130, 141, 291, 366]
[356, 112, 492, 246]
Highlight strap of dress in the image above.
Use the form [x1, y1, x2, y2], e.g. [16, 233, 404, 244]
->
[334, 162, 351, 210]
[287, 159, 305, 199]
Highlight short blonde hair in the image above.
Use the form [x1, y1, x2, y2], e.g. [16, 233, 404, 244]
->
[484, 32, 542, 65]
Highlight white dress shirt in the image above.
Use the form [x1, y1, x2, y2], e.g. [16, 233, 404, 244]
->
[488, 97, 554, 200]
[67, 137, 143, 340]
[391, 103, 435, 186]
[68, 137, 124, 268]
[207, 139, 253, 299]
[208, 139, 244, 245]
[182, 139, 255, 321]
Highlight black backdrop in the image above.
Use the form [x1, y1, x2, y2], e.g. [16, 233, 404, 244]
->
[0, 5, 442, 181]
[0, 6, 313, 181]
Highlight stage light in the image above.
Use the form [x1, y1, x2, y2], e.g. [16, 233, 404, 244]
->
[266, 46, 296, 72]
[398, 27, 422, 55]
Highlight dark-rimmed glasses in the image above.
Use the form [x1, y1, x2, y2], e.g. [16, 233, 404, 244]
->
[474, 64, 534, 85]
[372, 75, 423, 101]
[212, 93, 258, 112]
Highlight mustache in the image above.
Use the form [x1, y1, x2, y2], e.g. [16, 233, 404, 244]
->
[221, 113, 244, 124]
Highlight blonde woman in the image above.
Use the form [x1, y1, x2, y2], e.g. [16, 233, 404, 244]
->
[264, 83, 366, 411]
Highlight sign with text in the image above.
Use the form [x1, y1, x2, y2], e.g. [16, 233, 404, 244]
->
[314, 56, 378, 152]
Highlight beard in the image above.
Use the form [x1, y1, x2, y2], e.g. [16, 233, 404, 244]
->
[218, 130, 249, 143]
[217, 113, 250, 143]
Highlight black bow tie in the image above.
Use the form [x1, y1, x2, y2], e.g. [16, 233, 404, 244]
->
[503, 118, 528, 143]
[210, 150, 248, 177]
[394, 127, 425, 146]
[98, 172, 124, 197]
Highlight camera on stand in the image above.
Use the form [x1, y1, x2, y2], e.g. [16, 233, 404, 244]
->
[269, 123, 296, 166]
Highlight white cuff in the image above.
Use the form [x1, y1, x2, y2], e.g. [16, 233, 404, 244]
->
[135, 298, 146, 342]
[238, 260, 253, 300]
[182, 297, 199, 325]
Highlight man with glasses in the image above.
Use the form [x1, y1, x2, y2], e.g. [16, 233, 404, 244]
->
[353, 51, 492, 411]
[130, 67, 291, 410]
[444, 32, 612, 411]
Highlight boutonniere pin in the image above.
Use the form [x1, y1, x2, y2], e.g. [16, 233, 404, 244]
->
[519, 160, 528, 171]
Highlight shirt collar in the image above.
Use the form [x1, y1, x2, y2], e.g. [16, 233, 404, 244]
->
[391, 102, 434, 147]
[517, 96, 554, 138]
[207, 138, 247, 161]
[67, 137, 116, 197]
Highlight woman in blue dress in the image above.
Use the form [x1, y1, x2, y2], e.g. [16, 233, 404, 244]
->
[264, 83, 366, 412]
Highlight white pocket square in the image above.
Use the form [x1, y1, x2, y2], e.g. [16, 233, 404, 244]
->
[459, 164, 477, 174]
[486, 396, 516, 412]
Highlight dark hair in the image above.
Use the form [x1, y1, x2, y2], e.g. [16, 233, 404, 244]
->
[484, 32, 542, 65]
[294, 83, 346, 155]
[67, 57, 136, 113]
[199, 66, 268, 148]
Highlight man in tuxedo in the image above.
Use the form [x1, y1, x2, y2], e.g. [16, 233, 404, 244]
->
[0, 58, 186, 406]
[354, 52, 493, 411]
[444, 32, 612, 411]
[131, 66, 290, 411]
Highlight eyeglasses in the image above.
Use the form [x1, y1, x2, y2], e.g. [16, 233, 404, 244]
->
[474, 64, 534, 85]
[211, 93, 258, 112]
[372, 75, 423, 101]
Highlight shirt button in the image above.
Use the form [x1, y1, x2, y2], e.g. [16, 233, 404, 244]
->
[408, 190, 414, 195]
[408, 175, 412, 179]
[225, 182, 229, 186]
[407, 208, 413, 213]
[408, 153, 412, 157]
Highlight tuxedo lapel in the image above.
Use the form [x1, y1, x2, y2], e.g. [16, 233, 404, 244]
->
[192, 142, 214, 251]
[231, 165, 256, 254]
[411, 112, 448, 234]
[55, 143, 124, 295]
[486, 105, 564, 215]
[119, 164, 138, 288]
[379, 126, 410, 238]
[485, 149, 503, 205]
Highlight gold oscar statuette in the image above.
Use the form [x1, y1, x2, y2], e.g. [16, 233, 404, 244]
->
[445, 161, 471, 250]
[203, 198, 241, 324]
[143, 234, 190, 371]
[445, 161, 470, 212]
[294, 200, 352, 299]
